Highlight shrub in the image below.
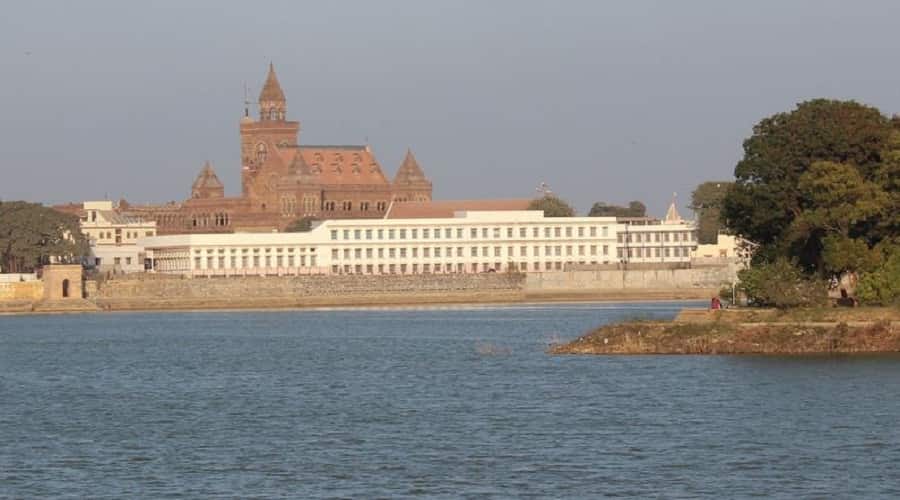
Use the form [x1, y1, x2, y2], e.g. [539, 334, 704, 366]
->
[856, 249, 900, 305]
[718, 284, 736, 305]
[737, 258, 828, 308]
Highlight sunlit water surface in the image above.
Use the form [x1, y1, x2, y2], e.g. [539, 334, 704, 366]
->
[2, 302, 899, 498]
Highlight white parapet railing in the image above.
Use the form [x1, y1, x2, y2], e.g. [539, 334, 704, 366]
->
[0, 273, 39, 283]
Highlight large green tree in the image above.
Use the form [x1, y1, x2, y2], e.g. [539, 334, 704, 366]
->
[689, 181, 733, 244]
[588, 201, 646, 218]
[873, 127, 900, 240]
[791, 161, 888, 274]
[0, 201, 88, 273]
[528, 195, 575, 217]
[722, 99, 893, 272]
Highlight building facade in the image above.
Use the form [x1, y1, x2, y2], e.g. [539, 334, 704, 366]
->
[80, 201, 157, 272]
[140, 210, 697, 276]
[119, 64, 432, 235]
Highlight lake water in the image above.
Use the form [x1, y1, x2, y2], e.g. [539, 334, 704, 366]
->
[2, 302, 899, 499]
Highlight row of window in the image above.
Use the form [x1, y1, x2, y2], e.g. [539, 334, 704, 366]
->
[193, 254, 319, 270]
[318, 200, 389, 213]
[262, 108, 285, 121]
[330, 244, 613, 260]
[191, 213, 230, 228]
[329, 261, 601, 275]
[330, 225, 613, 242]
[156, 214, 184, 226]
[617, 246, 692, 259]
[618, 231, 694, 243]
[192, 247, 317, 255]
[95, 230, 154, 241]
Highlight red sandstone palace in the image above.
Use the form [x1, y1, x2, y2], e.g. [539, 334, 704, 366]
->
[118, 64, 432, 234]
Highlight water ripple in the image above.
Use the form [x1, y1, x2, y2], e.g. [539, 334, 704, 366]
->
[1, 302, 899, 498]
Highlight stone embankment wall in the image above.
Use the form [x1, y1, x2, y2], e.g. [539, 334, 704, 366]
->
[93, 273, 527, 310]
[4, 262, 740, 313]
[525, 265, 738, 292]
[0, 281, 43, 301]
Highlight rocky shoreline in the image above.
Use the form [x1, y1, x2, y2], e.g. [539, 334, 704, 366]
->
[550, 308, 900, 355]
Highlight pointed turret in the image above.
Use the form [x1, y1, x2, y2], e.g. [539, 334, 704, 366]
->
[392, 148, 432, 202]
[393, 149, 428, 184]
[259, 62, 285, 101]
[258, 63, 286, 121]
[664, 193, 682, 223]
[191, 161, 225, 199]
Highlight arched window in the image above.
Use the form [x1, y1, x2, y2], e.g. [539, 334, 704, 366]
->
[269, 107, 276, 120]
[256, 143, 267, 164]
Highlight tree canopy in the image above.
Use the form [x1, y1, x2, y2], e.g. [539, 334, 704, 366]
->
[689, 181, 732, 244]
[588, 201, 646, 218]
[284, 216, 316, 232]
[528, 195, 575, 217]
[722, 99, 896, 275]
[0, 201, 89, 273]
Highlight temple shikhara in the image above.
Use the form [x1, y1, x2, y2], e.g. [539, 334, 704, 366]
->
[121, 64, 433, 234]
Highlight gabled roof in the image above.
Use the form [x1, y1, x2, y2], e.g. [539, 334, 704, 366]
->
[287, 149, 312, 176]
[258, 63, 286, 102]
[393, 148, 429, 185]
[192, 161, 224, 190]
[386, 199, 532, 219]
[276, 145, 389, 186]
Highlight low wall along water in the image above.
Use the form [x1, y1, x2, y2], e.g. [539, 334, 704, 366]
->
[93, 273, 527, 310]
[0, 281, 43, 301]
[3, 263, 738, 312]
[524, 266, 738, 291]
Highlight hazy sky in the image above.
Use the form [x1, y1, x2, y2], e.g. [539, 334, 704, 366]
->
[2, 1, 899, 217]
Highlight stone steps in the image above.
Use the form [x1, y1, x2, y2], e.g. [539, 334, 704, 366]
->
[33, 299, 101, 313]
[0, 300, 35, 313]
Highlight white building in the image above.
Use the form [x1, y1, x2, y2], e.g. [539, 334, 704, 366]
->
[615, 197, 697, 264]
[80, 201, 157, 273]
[139, 209, 696, 277]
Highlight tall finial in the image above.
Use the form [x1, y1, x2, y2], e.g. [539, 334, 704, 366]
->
[243, 82, 251, 118]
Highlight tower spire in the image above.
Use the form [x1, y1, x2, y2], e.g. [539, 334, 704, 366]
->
[258, 62, 286, 121]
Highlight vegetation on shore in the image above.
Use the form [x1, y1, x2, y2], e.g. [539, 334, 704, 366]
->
[0, 201, 88, 273]
[528, 195, 650, 219]
[719, 99, 900, 307]
[550, 308, 900, 355]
